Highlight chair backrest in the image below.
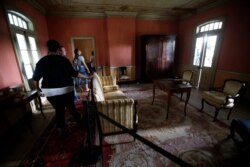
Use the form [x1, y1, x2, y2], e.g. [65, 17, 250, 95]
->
[182, 70, 193, 84]
[119, 66, 127, 75]
[118, 66, 130, 81]
[223, 79, 246, 96]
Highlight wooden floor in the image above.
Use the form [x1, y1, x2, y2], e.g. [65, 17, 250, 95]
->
[0, 83, 249, 167]
[0, 105, 55, 167]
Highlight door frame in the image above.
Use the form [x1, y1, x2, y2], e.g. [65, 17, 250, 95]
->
[191, 20, 224, 89]
[70, 37, 96, 66]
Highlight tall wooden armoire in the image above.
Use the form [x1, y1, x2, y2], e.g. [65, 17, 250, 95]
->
[140, 35, 176, 82]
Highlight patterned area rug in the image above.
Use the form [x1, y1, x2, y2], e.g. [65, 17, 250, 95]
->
[20, 93, 88, 167]
[19, 85, 249, 167]
[102, 84, 249, 167]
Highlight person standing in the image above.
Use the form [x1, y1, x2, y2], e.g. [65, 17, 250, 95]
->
[59, 45, 67, 56]
[73, 48, 90, 91]
[89, 51, 96, 73]
[32, 40, 91, 137]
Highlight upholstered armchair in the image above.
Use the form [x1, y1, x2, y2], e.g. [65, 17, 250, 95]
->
[200, 79, 246, 121]
[91, 73, 137, 144]
[181, 70, 193, 85]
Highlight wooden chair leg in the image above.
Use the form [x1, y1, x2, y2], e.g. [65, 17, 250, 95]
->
[180, 93, 183, 101]
[200, 98, 205, 112]
[213, 108, 220, 121]
[227, 108, 234, 120]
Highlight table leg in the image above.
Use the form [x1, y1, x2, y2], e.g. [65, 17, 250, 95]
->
[166, 91, 172, 119]
[37, 95, 46, 119]
[184, 89, 191, 116]
[152, 84, 156, 104]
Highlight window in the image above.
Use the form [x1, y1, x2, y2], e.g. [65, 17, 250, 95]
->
[193, 20, 223, 67]
[7, 11, 39, 80]
[196, 20, 223, 34]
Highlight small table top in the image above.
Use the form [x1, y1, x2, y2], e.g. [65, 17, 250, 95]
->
[153, 79, 192, 90]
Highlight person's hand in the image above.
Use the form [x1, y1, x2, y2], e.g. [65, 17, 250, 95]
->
[88, 75, 94, 78]
[38, 91, 45, 97]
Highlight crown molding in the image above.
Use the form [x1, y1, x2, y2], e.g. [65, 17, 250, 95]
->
[47, 11, 106, 18]
[105, 11, 138, 17]
[179, 0, 229, 20]
[25, 0, 46, 14]
[137, 13, 177, 21]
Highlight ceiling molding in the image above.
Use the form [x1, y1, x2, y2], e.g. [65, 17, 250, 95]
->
[137, 14, 177, 21]
[47, 11, 106, 18]
[105, 11, 138, 17]
[24, 0, 229, 20]
[25, 0, 46, 14]
[180, 0, 229, 20]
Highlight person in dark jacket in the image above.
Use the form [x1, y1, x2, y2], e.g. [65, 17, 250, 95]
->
[32, 40, 91, 136]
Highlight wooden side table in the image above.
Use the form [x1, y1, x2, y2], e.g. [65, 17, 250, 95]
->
[152, 79, 192, 118]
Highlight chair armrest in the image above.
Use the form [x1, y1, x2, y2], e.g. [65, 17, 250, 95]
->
[225, 93, 240, 102]
[96, 98, 136, 133]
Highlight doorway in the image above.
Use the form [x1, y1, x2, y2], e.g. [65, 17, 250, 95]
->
[191, 20, 223, 89]
[71, 37, 96, 70]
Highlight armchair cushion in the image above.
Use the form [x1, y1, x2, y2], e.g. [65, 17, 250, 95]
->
[105, 90, 127, 100]
[103, 85, 119, 93]
[201, 91, 234, 108]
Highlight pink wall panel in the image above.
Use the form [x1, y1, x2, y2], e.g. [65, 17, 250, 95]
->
[1, 0, 250, 89]
[107, 17, 136, 66]
[46, 16, 109, 65]
[178, 0, 250, 73]
[136, 19, 177, 36]
[0, 7, 21, 88]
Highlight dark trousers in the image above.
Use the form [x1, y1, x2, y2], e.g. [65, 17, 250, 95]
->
[47, 91, 81, 129]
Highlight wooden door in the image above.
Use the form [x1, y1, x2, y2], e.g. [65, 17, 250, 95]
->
[191, 33, 221, 89]
[71, 37, 96, 64]
[191, 20, 224, 89]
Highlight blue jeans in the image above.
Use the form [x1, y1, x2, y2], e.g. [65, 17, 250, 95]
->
[77, 66, 88, 85]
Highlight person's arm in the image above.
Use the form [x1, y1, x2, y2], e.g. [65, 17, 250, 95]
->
[77, 72, 93, 79]
[80, 56, 90, 73]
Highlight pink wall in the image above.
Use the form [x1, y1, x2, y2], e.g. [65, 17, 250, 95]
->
[46, 16, 109, 65]
[46, 16, 177, 67]
[136, 19, 177, 36]
[107, 17, 136, 66]
[0, 6, 21, 87]
[0, 0, 49, 88]
[1, 0, 249, 90]
[178, 0, 250, 73]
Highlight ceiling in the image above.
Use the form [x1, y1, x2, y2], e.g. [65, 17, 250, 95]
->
[26, 0, 228, 19]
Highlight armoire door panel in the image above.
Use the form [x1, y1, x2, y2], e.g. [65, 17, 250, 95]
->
[140, 35, 176, 82]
